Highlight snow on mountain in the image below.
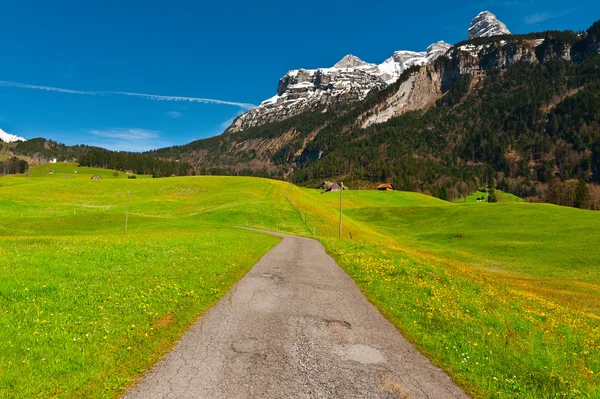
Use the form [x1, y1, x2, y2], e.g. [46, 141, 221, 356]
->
[0, 128, 25, 143]
[468, 11, 511, 40]
[227, 11, 510, 133]
[229, 42, 451, 132]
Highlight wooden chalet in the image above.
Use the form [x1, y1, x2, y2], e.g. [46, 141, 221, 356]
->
[376, 183, 394, 191]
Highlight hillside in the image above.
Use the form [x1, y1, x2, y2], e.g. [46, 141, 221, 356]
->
[150, 19, 600, 208]
[0, 139, 194, 179]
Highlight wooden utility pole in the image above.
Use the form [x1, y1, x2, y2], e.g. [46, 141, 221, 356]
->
[339, 182, 343, 238]
[125, 191, 130, 234]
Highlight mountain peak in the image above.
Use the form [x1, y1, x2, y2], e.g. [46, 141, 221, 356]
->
[0, 128, 25, 143]
[468, 11, 511, 40]
[333, 54, 369, 68]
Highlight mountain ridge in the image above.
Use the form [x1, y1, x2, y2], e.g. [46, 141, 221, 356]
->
[227, 40, 452, 133]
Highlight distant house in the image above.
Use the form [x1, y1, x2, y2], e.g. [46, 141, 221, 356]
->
[48, 170, 55, 174]
[125, 170, 134, 175]
[319, 181, 332, 190]
[377, 183, 394, 191]
[323, 183, 341, 193]
[49, 159, 57, 164]
[91, 174, 102, 180]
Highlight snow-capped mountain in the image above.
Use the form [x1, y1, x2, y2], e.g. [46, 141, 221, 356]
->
[468, 11, 511, 39]
[227, 41, 451, 132]
[0, 128, 25, 143]
[226, 11, 511, 133]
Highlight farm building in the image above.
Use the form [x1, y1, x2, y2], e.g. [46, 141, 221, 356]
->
[377, 183, 394, 191]
[91, 174, 102, 180]
[323, 183, 341, 193]
[125, 170, 134, 175]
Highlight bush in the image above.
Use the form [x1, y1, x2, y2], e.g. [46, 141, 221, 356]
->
[127, 175, 136, 179]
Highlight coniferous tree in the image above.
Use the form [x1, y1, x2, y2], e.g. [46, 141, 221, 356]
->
[574, 179, 589, 208]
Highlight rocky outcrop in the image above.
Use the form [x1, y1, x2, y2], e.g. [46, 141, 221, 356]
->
[361, 66, 446, 128]
[468, 11, 510, 39]
[361, 33, 582, 128]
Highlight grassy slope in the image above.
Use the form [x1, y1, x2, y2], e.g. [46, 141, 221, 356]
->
[296, 189, 600, 398]
[0, 165, 312, 398]
[1, 168, 598, 398]
[455, 189, 524, 204]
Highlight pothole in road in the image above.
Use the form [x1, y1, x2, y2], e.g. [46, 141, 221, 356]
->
[339, 344, 386, 364]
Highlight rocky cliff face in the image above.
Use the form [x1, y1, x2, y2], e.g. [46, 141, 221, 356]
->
[360, 65, 446, 128]
[359, 14, 600, 128]
[227, 42, 451, 133]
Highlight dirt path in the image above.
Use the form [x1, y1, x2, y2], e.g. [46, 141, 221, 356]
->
[124, 230, 469, 398]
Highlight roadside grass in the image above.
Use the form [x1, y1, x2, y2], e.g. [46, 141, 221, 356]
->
[325, 238, 599, 398]
[0, 169, 311, 398]
[0, 229, 279, 398]
[1, 167, 599, 398]
[292, 189, 600, 398]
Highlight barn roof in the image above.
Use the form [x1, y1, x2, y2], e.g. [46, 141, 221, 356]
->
[377, 183, 394, 189]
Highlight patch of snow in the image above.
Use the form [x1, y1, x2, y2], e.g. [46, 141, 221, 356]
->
[0, 128, 25, 143]
[260, 94, 280, 106]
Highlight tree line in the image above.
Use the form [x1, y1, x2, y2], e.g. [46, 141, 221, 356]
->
[78, 150, 193, 177]
[0, 157, 29, 176]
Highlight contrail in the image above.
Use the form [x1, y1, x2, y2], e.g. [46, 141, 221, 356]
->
[0, 80, 256, 110]
[0, 80, 95, 95]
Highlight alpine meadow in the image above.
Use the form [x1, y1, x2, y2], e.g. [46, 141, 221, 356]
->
[1, 4, 600, 399]
[0, 163, 598, 398]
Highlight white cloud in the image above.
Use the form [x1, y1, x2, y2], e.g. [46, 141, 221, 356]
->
[0, 80, 256, 110]
[87, 128, 168, 152]
[524, 12, 551, 24]
[90, 128, 159, 140]
[167, 111, 182, 118]
[524, 8, 575, 25]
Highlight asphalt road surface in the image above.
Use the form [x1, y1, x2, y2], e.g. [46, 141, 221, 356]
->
[124, 230, 470, 399]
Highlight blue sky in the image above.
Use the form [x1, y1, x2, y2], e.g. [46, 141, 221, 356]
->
[0, 0, 597, 151]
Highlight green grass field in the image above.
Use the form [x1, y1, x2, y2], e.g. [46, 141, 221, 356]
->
[1, 164, 598, 398]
